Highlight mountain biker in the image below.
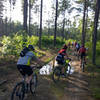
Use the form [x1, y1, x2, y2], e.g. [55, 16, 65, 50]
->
[56, 44, 68, 76]
[68, 42, 71, 49]
[79, 45, 86, 64]
[76, 43, 80, 52]
[17, 45, 43, 84]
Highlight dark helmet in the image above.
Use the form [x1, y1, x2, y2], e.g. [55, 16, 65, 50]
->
[63, 44, 68, 49]
[28, 45, 35, 50]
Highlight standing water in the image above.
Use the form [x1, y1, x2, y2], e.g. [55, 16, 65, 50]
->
[39, 61, 74, 75]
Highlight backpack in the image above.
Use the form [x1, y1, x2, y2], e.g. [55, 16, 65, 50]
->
[80, 47, 86, 53]
[20, 47, 29, 57]
[56, 54, 64, 64]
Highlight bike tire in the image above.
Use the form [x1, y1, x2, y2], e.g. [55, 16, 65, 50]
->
[52, 67, 61, 83]
[11, 82, 25, 100]
[82, 63, 85, 72]
[30, 73, 37, 95]
[67, 64, 71, 75]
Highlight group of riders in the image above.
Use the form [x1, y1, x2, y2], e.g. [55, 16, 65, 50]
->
[17, 42, 87, 84]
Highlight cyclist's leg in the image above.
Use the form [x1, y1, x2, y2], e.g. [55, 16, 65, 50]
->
[24, 66, 33, 84]
[17, 65, 25, 76]
[17, 65, 33, 84]
[80, 53, 83, 66]
[83, 53, 86, 64]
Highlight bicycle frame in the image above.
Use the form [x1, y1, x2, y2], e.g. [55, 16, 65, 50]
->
[11, 67, 38, 100]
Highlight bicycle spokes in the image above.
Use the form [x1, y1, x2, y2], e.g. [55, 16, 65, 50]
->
[11, 82, 25, 100]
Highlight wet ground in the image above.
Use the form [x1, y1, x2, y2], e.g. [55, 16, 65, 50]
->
[0, 49, 94, 100]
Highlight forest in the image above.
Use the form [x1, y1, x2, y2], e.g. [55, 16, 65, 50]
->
[0, 0, 100, 100]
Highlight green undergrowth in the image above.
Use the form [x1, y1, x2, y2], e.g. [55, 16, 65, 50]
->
[86, 59, 100, 100]
[85, 41, 100, 100]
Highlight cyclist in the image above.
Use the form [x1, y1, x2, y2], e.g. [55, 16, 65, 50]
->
[68, 42, 71, 49]
[76, 43, 80, 52]
[56, 44, 68, 76]
[78, 45, 86, 64]
[72, 42, 74, 48]
[17, 45, 43, 84]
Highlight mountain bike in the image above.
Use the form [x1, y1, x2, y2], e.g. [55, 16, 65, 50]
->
[52, 58, 71, 83]
[11, 67, 39, 100]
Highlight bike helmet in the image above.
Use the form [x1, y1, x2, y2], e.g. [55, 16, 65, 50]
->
[28, 45, 35, 50]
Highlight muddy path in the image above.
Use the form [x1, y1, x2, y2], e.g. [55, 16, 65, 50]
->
[0, 48, 94, 100]
[61, 54, 94, 100]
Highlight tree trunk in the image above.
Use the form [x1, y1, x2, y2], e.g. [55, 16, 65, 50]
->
[81, 0, 87, 46]
[39, 0, 43, 49]
[5, 17, 8, 35]
[84, 5, 88, 38]
[62, 12, 65, 40]
[23, 0, 28, 32]
[92, 0, 100, 65]
[28, 0, 31, 35]
[54, 0, 58, 46]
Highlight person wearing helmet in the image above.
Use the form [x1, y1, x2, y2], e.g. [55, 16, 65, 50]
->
[17, 45, 43, 84]
[56, 44, 68, 76]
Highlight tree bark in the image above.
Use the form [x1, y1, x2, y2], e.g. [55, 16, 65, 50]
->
[39, 0, 43, 49]
[28, 0, 31, 35]
[81, 0, 87, 46]
[92, 0, 100, 65]
[62, 12, 65, 40]
[23, 0, 28, 32]
[54, 0, 58, 46]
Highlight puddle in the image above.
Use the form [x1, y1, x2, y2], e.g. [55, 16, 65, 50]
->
[39, 63, 75, 75]
[67, 66, 74, 75]
[39, 64, 53, 75]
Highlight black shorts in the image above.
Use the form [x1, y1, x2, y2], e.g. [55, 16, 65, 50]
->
[17, 65, 33, 76]
[80, 53, 86, 59]
[76, 48, 80, 52]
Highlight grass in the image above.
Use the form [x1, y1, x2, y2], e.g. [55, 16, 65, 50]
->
[86, 59, 100, 100]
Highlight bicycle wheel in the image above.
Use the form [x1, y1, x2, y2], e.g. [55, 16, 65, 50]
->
[52, 67, 61, 83]
[82, 62, 85, 72]
[66, 64, 71, 75]
[11, 82, 25, 100]
[30, 73, 37, 94]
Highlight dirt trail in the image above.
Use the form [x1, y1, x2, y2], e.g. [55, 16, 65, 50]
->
[61, 54, 94, 100]
[0, 49, 94, 100]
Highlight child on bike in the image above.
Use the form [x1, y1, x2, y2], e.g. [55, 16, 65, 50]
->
[78, 45, 86, 64]
[17, 45, 43, 84]
[56, 44, 68, 76]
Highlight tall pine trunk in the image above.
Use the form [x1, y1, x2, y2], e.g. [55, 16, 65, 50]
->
[54, 0, 58, 46]
[92, 0, 100, 65]
[81, 0, 87, 46]
[28, 0, 31, 35]
[23, 0, 28, 32]
[62, 12, 65, 40]
[39, 0, 43, 49]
